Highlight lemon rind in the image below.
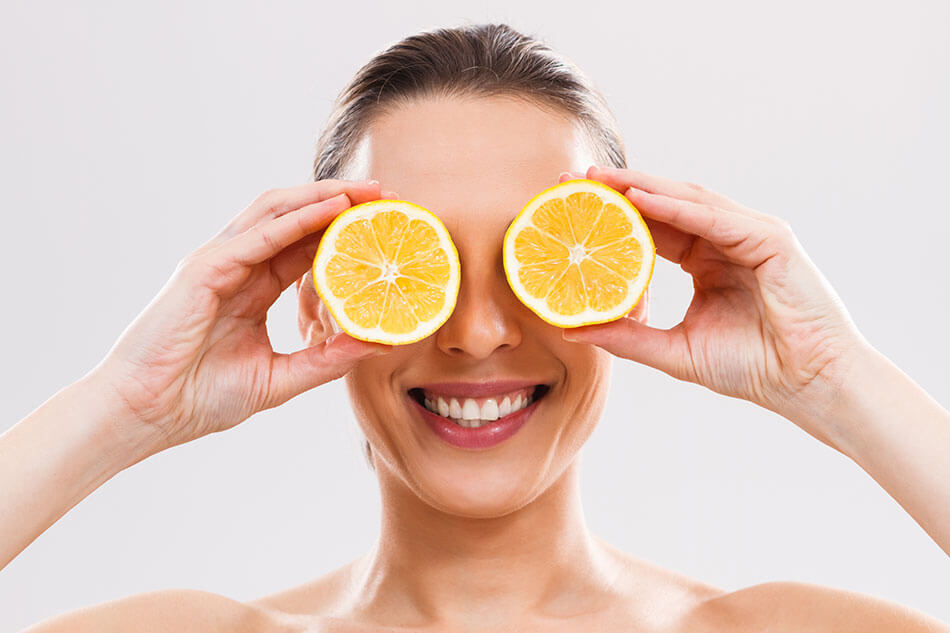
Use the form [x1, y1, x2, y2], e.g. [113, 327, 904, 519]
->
[312, 199, 461, 345]
[502, 179, 656, 328]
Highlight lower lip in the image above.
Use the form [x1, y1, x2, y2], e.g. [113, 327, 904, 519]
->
[409, 394, 540, 450]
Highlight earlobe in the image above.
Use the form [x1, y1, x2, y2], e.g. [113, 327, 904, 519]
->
[296, 273, 337, 345]
[631, 286, 650, 324]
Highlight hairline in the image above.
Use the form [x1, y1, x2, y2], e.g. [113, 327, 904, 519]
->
[337, 89, 612, 181]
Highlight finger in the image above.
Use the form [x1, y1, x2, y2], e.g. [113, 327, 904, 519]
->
[217, 179, 382, 239]
[273, 191, 402, 292]
[562, 317, 691, 382]
[620, 186, 781, 269]
[265, 332, 392, 408]
[558, 170, 586, 183]
[224, 192, 352, 267]
[644, 218, 696, 264]
[269, 230, 324, 291]
[586, 165, 773, 222]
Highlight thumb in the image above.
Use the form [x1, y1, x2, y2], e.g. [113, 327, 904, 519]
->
[562, 317, 689, 381]
[265, 332, 391, 408]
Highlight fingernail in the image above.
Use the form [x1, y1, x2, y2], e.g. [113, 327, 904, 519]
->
[367, 179, 380, 186]
[562, 329, 579, 342]
[382, 190, 399, 199]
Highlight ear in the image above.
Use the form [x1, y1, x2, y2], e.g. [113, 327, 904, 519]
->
[296, 272, 338, 345]
[629, 285, 650, 324]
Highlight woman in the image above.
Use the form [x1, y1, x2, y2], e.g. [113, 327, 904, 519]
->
[3, 23, 948, 631]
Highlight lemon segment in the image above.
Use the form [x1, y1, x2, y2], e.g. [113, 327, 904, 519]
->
[313, 200, 460, 345]
[503, 179, 655, 328]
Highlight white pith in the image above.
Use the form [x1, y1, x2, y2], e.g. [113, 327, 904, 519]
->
[313, 201, 461, 345]
[503, 180, 656, 328]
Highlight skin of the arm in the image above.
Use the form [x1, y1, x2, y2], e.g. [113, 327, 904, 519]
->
[0, 369, 162, 571]
[3, 168, 947, 630]
[1, 180, 384, 573]
[568, 166, 950, 559]
[691, 581, 950, 632]
[19, 589, 279, 633]
[783, 342, 950, 557]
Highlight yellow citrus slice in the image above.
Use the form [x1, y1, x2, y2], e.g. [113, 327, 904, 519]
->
[503, 179, 655, 328]
[312, 200, 460, 345]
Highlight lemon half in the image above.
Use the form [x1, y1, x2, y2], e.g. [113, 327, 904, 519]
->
[313, 200, 461, 345]
[503, 179, 655, 328]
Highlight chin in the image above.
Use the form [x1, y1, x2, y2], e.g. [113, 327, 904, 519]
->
[404, 449, 553, 519]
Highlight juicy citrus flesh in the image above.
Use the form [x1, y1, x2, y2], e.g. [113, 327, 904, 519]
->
[503, 179, 655, 328]
[312, 200, 460, 345]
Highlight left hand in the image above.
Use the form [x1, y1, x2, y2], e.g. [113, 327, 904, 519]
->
[561, 165, 871, 444]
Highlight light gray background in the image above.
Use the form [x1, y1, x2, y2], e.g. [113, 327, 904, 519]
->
[1, 0, 948, 628]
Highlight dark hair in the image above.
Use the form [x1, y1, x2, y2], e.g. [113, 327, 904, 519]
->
[310, 22, 628, 471]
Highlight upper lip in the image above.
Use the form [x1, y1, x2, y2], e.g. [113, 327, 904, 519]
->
[411, 380, 548, 398]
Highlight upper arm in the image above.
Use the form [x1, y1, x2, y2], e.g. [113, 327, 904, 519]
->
[692, 581, 949, 632]
[20, 589, 275, 633]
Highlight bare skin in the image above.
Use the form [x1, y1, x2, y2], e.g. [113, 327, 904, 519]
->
[4, 95, 949, 632]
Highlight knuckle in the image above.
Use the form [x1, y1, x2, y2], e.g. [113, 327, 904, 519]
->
[258, 228, 281, 253]
[772, 217, 794, 235]
[174, 252, 209, 279]
[683, 180, 707, 193]
[257, 187, 280, 201]
[254, 188, 282, 211]
[174, 252, 235, 293]
[175, 252, 200, 273]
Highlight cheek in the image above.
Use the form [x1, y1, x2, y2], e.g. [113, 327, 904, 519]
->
[559, 334, 613, 390]
[558, 344, 613, 441]
[343, 361, 388, 436]
[343, 352, 415, 459]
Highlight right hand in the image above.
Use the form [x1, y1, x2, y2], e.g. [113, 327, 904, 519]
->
[92, 179, 393, 453]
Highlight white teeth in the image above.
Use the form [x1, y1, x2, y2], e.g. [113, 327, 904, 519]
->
[461, 398, 480, 420]
[481, 399, 499, 420]
[419, 388, 541, 428]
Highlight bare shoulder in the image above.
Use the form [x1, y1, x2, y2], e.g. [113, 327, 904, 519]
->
[595, 539, 948, 632]
[686, 580, 950, 632]
[591, 537, 726, 625]
[21, 588, 292, 633]
[250, 558, 359, 616]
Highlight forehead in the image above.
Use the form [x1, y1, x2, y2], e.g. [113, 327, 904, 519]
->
[344, 95, 597, 228]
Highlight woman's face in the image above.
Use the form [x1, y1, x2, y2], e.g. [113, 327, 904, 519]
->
[300, 94, 648, 518]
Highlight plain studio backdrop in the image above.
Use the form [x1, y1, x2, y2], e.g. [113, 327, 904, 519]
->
[1, 0, 948, 628]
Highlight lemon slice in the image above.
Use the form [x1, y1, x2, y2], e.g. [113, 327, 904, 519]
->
[503, 179, 655, 328]
[313, 200, 460, 345]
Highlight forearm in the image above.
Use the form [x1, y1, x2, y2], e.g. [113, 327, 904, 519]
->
[0, 370, 160, 570]
[793, 345, 950, 555]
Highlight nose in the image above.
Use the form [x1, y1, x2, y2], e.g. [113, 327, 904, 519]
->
[435, 251, 523, 359]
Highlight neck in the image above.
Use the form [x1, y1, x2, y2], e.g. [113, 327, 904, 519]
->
[347, 454, 619, 628]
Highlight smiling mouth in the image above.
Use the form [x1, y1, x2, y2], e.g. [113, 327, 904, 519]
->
[407, 384, 551, 428]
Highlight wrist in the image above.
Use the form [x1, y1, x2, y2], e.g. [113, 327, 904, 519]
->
[771, 341, 886, 454]
[72, 367, 170, 469]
